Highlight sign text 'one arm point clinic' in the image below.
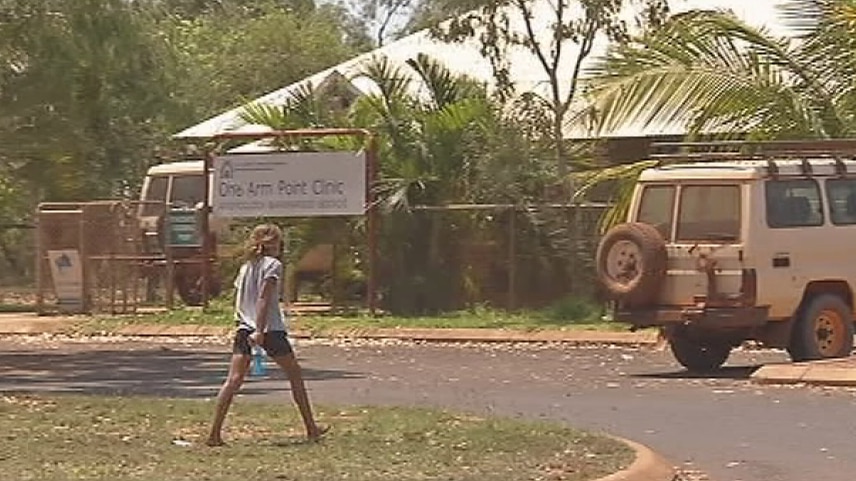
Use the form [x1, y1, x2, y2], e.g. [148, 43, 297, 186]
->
[213, 151, 367, 218]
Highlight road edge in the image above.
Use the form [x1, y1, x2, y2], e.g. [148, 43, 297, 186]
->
[596, 436, 676, 481]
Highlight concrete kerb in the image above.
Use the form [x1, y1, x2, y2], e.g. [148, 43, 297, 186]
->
[286, 327, 661, 346]
[596, 436, 676, 481]
[751, 359, 856, 387]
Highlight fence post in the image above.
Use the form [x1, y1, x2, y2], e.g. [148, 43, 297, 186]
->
[507, 206, 517, 311]
[165, 211, 174, 310]
[79, 209, 90, 313]
[35, 211, 44, 314]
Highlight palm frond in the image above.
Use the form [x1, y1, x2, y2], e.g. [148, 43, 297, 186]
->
[790, 1, 856, 133]
[586, 10, 844, 139]
[405, 53, 473, 109]
[238, 102, 289, 129]
[425, 97, 488, 133]
[355, 55, 413, 111]
[570, 160, 657, 233]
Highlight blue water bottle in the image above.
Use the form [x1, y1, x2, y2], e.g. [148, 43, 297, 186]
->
[251, 345, 266, 376]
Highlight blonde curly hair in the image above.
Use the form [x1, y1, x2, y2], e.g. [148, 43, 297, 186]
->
[244, 223, 283, 260]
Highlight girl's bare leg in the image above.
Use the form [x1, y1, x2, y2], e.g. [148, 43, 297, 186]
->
[271, 353, 326, 440]
[207, 354, 250, 446]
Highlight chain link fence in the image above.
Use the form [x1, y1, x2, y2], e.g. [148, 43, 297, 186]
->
[377, 204, 608, 313]
[0, 223, 37, 309]
[14, 201, 609, 315]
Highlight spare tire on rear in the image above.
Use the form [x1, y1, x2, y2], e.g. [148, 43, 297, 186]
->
[596, 222, 667, 306]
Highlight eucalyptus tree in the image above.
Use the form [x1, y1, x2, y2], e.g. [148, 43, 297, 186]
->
[153, 0, 317, 18]
[0, 0, 179, 283]
[577, 0, 856, 231]
[0, 0, 178, 202]
[432, 0, 669, 187]
[167, 1, 368, 123]
[349, 0, 416, 45]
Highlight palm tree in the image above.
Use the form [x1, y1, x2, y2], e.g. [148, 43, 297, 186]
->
[349, 54, 507, 313]
[574, 0, 856, 231]
[239, 52, 595, 312]
[237, 54, 507, 312]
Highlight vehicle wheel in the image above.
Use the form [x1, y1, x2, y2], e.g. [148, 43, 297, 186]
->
[175, 266, 222, 306]
[596, 222, 667, 306]
[175, 273, 203, 306]
[787, 294, 854, 362]
[669, 335, 731, 372]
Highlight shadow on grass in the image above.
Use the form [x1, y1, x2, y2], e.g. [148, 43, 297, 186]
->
[0, 348, 365, 398]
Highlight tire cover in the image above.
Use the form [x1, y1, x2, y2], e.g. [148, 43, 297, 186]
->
[596, 222, 667, 306]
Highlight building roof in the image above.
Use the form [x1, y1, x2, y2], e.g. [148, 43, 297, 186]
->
[173, 0, 797, 141]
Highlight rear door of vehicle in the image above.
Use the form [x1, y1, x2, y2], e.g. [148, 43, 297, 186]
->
[634, 182, 745, 306]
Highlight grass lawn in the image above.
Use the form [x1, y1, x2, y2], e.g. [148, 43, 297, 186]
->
[0, 303, 33, 313]
[68, 294, 636, 336]
[1, 394, 632, 481]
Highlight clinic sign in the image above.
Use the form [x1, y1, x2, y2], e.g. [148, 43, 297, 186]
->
[213, 151, 366, 218]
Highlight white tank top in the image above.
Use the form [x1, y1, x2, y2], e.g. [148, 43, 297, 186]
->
[233, 256, 286, 332]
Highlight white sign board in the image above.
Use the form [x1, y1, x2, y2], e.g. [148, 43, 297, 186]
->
[213, 152, 367, 218]
[47, 250, 84, 313]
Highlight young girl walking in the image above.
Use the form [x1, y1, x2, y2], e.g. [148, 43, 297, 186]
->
[207, 223, 326, 446]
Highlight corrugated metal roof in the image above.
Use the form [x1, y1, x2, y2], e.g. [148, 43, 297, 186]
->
[173, 0, 796, 140]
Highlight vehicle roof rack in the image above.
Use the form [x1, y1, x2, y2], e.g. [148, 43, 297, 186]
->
[766, 159, 779, 178]
[800, 158, 813, 176]
[650, 139, 856, 164]
[834, 157, 850, 177]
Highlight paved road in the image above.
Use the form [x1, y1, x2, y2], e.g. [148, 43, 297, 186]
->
[2, 337, 856, 481]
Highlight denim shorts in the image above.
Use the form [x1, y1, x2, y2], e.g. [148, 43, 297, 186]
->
[232, 329, 293, 357]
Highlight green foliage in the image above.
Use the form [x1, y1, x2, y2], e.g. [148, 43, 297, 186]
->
[0, 171, 32, 282]
[0, 0, 369, 287]
[235, 43, 577, 313]
[0, 0, 178, 202]
[167, 3, 364, 122]
[542, 295, 601, 323]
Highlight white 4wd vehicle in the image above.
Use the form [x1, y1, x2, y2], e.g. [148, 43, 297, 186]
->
[597, 144, 856, 371]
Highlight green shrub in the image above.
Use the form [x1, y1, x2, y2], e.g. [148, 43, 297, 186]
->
[543, 295, 601, 323]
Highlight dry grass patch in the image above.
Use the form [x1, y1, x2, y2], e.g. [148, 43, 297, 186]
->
[0, 394, 632, 481]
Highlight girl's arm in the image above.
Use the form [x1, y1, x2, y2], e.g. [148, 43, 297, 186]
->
[253, 277, 277, 337]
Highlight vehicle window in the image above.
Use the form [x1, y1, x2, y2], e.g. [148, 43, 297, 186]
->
[637, 185, 675, 239]
[826, 178, 856, 225]
[141, 176, 168, 217]
[677, 185, 741, 242]
[170, 175, 205, 208]
[765, 179, 824, 228]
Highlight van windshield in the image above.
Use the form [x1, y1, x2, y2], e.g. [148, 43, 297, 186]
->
[171, 175, 205, 208]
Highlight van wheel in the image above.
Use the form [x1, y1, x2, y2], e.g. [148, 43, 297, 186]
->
[669, 334, 731, 372]
[596, 222, 667, 306]
[787, 294, 854, 362]
[175, 266, 222, 306]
